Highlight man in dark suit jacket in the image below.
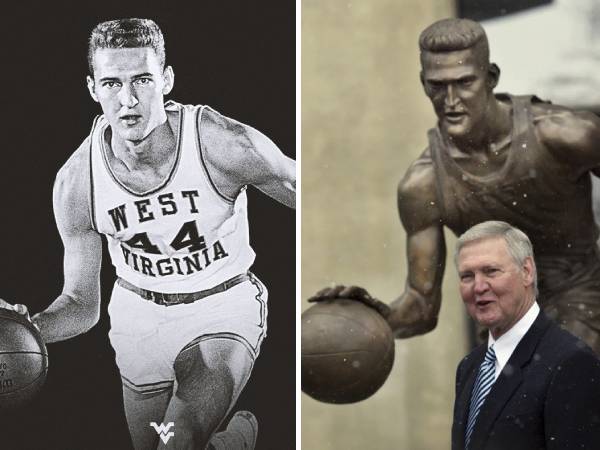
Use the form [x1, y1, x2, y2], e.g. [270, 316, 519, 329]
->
[452, 221, 600, 450]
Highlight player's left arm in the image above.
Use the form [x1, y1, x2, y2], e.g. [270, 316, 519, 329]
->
[236, 124, 296, 208]
[30, 144, 103, 343]
[534, 105, 600, 176]
[200, 107, 296, 208]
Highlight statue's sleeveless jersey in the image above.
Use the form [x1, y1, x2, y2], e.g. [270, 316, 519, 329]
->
[89, 101, 255, 293]
[429, 94, 598, 255]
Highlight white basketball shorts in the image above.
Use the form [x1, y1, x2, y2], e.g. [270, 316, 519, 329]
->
[107, 273, 268, 393]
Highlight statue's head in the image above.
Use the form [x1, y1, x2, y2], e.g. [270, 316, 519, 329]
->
[419, 18, 500, 139]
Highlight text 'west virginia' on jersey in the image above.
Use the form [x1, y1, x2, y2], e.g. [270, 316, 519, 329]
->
[89, 101, 255, 293]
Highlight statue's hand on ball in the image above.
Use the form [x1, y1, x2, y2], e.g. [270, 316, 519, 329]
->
[303, 287, 395, 404]
[307, 285, 392, 318]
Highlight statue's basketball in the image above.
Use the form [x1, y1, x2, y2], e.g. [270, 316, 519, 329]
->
[301, 299, 395, 404]
[0, 308, 48, 410]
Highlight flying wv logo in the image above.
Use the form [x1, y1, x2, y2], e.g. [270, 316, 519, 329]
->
[150, 422, 175, 444]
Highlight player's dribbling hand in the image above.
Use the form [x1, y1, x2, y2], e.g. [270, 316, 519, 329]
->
[0, 298, 29, 316]
[0, 298, 38, 331]
[307, 285, 392, 318]
[0, 299, 41, 333]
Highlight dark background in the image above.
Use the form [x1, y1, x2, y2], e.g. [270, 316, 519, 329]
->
[0, 1, 295, 449]
[457, 0, 553, 21]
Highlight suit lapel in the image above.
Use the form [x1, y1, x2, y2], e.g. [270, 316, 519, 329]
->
[468, 312, 551, 449]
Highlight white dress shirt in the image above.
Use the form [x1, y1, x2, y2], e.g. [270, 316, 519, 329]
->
[487, 301, 540, 380]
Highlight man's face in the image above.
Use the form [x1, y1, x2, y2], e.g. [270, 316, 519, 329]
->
[421, 48, 491, 139]
[457, 236, 534, 339]
[87, 47, 173, 143]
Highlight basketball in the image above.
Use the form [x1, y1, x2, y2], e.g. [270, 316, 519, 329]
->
[0, 308, 48, 410]
[301, 299, 395, 404]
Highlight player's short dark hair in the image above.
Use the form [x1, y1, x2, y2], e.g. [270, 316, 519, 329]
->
[88, 18, 166, 74]
[419, 18, 489, 62]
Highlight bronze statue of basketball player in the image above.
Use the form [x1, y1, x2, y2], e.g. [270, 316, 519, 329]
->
[311, 18, 600, 354]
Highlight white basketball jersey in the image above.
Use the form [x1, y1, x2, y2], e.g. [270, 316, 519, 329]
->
[89, 101, 256, 293]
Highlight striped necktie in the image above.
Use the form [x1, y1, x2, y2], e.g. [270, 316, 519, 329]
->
[465, 345, 497, 448]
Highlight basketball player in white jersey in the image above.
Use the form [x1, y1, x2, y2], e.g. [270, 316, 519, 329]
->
[0, 18, 295, 450]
